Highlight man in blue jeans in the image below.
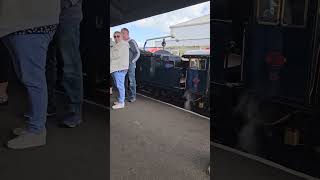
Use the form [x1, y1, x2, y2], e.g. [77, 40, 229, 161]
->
[46, 0, 83, 127]
[121, 28, 140, 102]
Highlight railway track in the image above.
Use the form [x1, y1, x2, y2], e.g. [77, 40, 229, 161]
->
[137, 89, 210, 118]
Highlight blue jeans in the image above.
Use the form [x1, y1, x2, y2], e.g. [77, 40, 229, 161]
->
[125, 63, 136, 100]
[112, 70, 127, 104]
[46, 21, 83, 116]
[3, 33, 54, 133]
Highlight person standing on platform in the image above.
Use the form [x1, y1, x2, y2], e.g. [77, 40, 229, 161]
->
[110, 31, 129, 109]
[0, 0, 60, 149]
[121, 28, 140, 103]
[45, 0, 84, 128]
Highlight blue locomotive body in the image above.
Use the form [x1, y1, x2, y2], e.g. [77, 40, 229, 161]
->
[136, 49, 210, 113]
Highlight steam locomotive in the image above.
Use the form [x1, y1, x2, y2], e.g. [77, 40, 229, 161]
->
[136, 49, 210, 115]
[213, 0, 320, 177]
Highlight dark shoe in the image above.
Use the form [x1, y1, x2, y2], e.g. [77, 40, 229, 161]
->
[47, 106, 57, 117]
[0, 96, 8, 106]
[58, 123, 79, 128]
[128, 98, 136, 103]
[59, 113, 82, 128]
[7, 129, 46, 149]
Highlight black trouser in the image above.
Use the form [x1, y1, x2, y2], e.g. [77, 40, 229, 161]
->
[0, 40, 9, 83]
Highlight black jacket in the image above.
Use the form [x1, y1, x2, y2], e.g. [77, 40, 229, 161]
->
[60, 0, 83, 22]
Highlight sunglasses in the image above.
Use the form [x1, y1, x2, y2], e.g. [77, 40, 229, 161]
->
[114, 35, 120, 38]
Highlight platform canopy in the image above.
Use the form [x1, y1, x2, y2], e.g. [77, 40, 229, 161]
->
[110, 0, 209, 27]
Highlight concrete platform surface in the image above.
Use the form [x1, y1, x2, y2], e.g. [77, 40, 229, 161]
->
[0, 82, 108, 180]
[110, 95, 210, 180]
[212, 147, 307, 180]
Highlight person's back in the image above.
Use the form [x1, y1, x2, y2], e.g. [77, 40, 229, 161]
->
[0, 0, 60, 37]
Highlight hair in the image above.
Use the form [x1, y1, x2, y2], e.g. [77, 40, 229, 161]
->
[114, 31, 121, 35]
[121, 28, 129, 34]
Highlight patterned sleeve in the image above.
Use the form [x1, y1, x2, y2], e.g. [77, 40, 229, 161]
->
[12, 24, 58, 35]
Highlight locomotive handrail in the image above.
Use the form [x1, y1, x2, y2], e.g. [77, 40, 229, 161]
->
[240, 26, 246, 81]
[143, 35, 174, 51]
[307, 0, 320, 105]
[212, 19, 233, 24]
[243, 89, 314, 112]
[264, 110, 300, 126]
[212, 81, 313, 111]
[211, 82, 244, 87]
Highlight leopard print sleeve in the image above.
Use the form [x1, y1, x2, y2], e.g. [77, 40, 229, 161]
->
[12, 24, 58, 35]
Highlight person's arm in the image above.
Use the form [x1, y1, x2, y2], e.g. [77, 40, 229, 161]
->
[111, 47, 121, 60]
[69, 0, 82, 5]
[61, 0, 81, 10]
[130, 39, 141, 64]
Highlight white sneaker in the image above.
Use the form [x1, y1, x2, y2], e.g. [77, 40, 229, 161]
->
[112, 103, 125, 109]
[13, 127, 28, 136]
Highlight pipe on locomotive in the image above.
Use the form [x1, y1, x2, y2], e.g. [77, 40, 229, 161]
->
[143, 35, 175, 51]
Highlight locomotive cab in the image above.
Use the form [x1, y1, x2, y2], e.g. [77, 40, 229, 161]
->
[182, 50, 210, 96]
[182, 49, 210, 113]
[246, 0, 311, 102]
[213, 0, 320, 177]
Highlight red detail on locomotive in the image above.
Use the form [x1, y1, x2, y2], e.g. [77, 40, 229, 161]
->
[193, 77, 200, 87]
[265, 52, 286, 66]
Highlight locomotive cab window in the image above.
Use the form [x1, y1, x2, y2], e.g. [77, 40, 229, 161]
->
[257, 0, 282, 25]
[189, 58, 207, 70]
[174, 58, 189, 69]
[161, 56, 169, 61]
[199, 58, 207, 70]
[281, 0, 308, 27]
[164, 60, 174, 69]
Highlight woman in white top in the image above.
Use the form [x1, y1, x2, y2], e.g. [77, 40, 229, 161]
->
[110, 31, 129, 109]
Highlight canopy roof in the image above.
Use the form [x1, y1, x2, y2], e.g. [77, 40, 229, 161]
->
[110, 0, 209, 27]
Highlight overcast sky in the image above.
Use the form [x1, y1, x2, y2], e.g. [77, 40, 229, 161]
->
[110, 1, 210, 47]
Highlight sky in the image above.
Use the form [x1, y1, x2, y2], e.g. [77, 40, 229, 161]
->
[110, 1, 210, 48]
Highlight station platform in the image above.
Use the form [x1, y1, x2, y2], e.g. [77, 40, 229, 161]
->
[110, 94, 210, 180]
[212, 143, 319, 180]
[3, 81, 315, 180]
[0, 80, 108, 180]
